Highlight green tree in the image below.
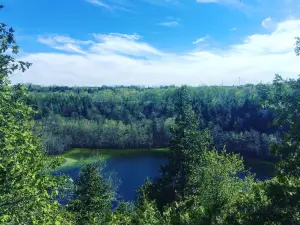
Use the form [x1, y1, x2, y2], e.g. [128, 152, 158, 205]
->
[140, 150, 261, 225]
[237, 43, 300, 224]
[184, 150, 259, 225]
[260, 49, 300, 223]
[69, 163, 116, 225]
[109, 202, 134, 225]
[248, 76, 300, 225]
[132, 193, 167, 225]
[0, 6, 70, 224]
[295, 37, 300, 56]
[146, 86, 212, 209]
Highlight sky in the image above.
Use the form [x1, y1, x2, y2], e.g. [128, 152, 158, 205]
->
[2, 0, 300, 86]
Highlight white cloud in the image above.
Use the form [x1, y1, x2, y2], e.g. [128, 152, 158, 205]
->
[230, 27, 237, 31]
[196, 0, 300, 18]
[196, 0, 218, 3]
[144, 0, 180, 6]
[37, 35, 93, 54]
[37, 35, 93, 46]
[54, 44, 87, 55]
[196, 0, 243, 7]
[262, 17, 276, 30]
[193, 35, 209, 44]
[86, 0, 111, 9]
[159, 21, 179, 27]
[86, 0, 181, 12]
[158, 17, 180, 27]
[85, 0, 135, 12]
[91, 33, 163, 56]
[14, 19, 300, 86]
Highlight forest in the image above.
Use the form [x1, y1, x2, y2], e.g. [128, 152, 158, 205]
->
[29, 83, 280, 160]
[1, 5, 300, 225]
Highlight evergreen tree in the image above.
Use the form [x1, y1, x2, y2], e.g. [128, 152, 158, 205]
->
[145, 86, 212, 209]
[69, 163, 116, 225]
[0, 6, 70, 224]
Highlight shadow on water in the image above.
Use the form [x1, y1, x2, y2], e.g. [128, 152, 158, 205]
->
[243, 157, 275, 181]
[54, 153, 274, 202]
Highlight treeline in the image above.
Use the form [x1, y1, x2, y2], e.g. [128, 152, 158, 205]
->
[41, 115, 172, 153]
[28, 84, 280, 159]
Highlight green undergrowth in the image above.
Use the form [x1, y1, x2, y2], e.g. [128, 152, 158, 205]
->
[56, 148, 169, 169]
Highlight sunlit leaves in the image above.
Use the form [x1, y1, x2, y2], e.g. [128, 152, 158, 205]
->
[0, 6, 69, 224]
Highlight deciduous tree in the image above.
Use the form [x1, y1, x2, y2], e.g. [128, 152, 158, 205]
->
[0, 5, 70, 224]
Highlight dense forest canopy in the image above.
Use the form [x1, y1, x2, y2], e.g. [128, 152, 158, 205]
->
[27, 83, 281, 159]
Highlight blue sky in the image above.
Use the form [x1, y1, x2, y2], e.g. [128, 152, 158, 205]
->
[2, 0, 300, 86]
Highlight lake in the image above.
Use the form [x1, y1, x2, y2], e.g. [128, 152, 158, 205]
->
[55, 151, 274, 202]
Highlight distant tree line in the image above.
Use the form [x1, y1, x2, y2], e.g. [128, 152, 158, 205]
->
[27, 83, 281, 159]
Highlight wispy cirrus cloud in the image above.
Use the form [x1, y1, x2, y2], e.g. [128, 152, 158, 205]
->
[262, 17, 276, 30]
[196, 0, 300, 18]
[37, 35, 93, 54]
[159, 21, 179, 27]
[15, 19, 300, 86]
[86, 0, 111, 9]
[196, 0, 253, 16]
[86, 0, 181, 12]
[158, 17, 180, 27]
[91, 33, 163, 57]
[85, 0, 135, 12]
[193, 35, 209, 44]
[196, 0, 218, 3]
[196, 0, 243, 7]
[37, 35, 93, 46]
[38, 33, 162, 57]
[144, 0, 180, 6]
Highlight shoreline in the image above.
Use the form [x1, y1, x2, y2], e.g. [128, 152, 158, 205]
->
[55, 148, 169, 169]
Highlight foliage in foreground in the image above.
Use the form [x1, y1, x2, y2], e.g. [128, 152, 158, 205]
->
[69, 163, 117, 225]
[246, 75, 300, 225]
[0, 6, 70, 224]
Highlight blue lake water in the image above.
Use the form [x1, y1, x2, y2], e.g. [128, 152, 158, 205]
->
[56, 154, 168, 202]
[55, 153, 274, 202]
